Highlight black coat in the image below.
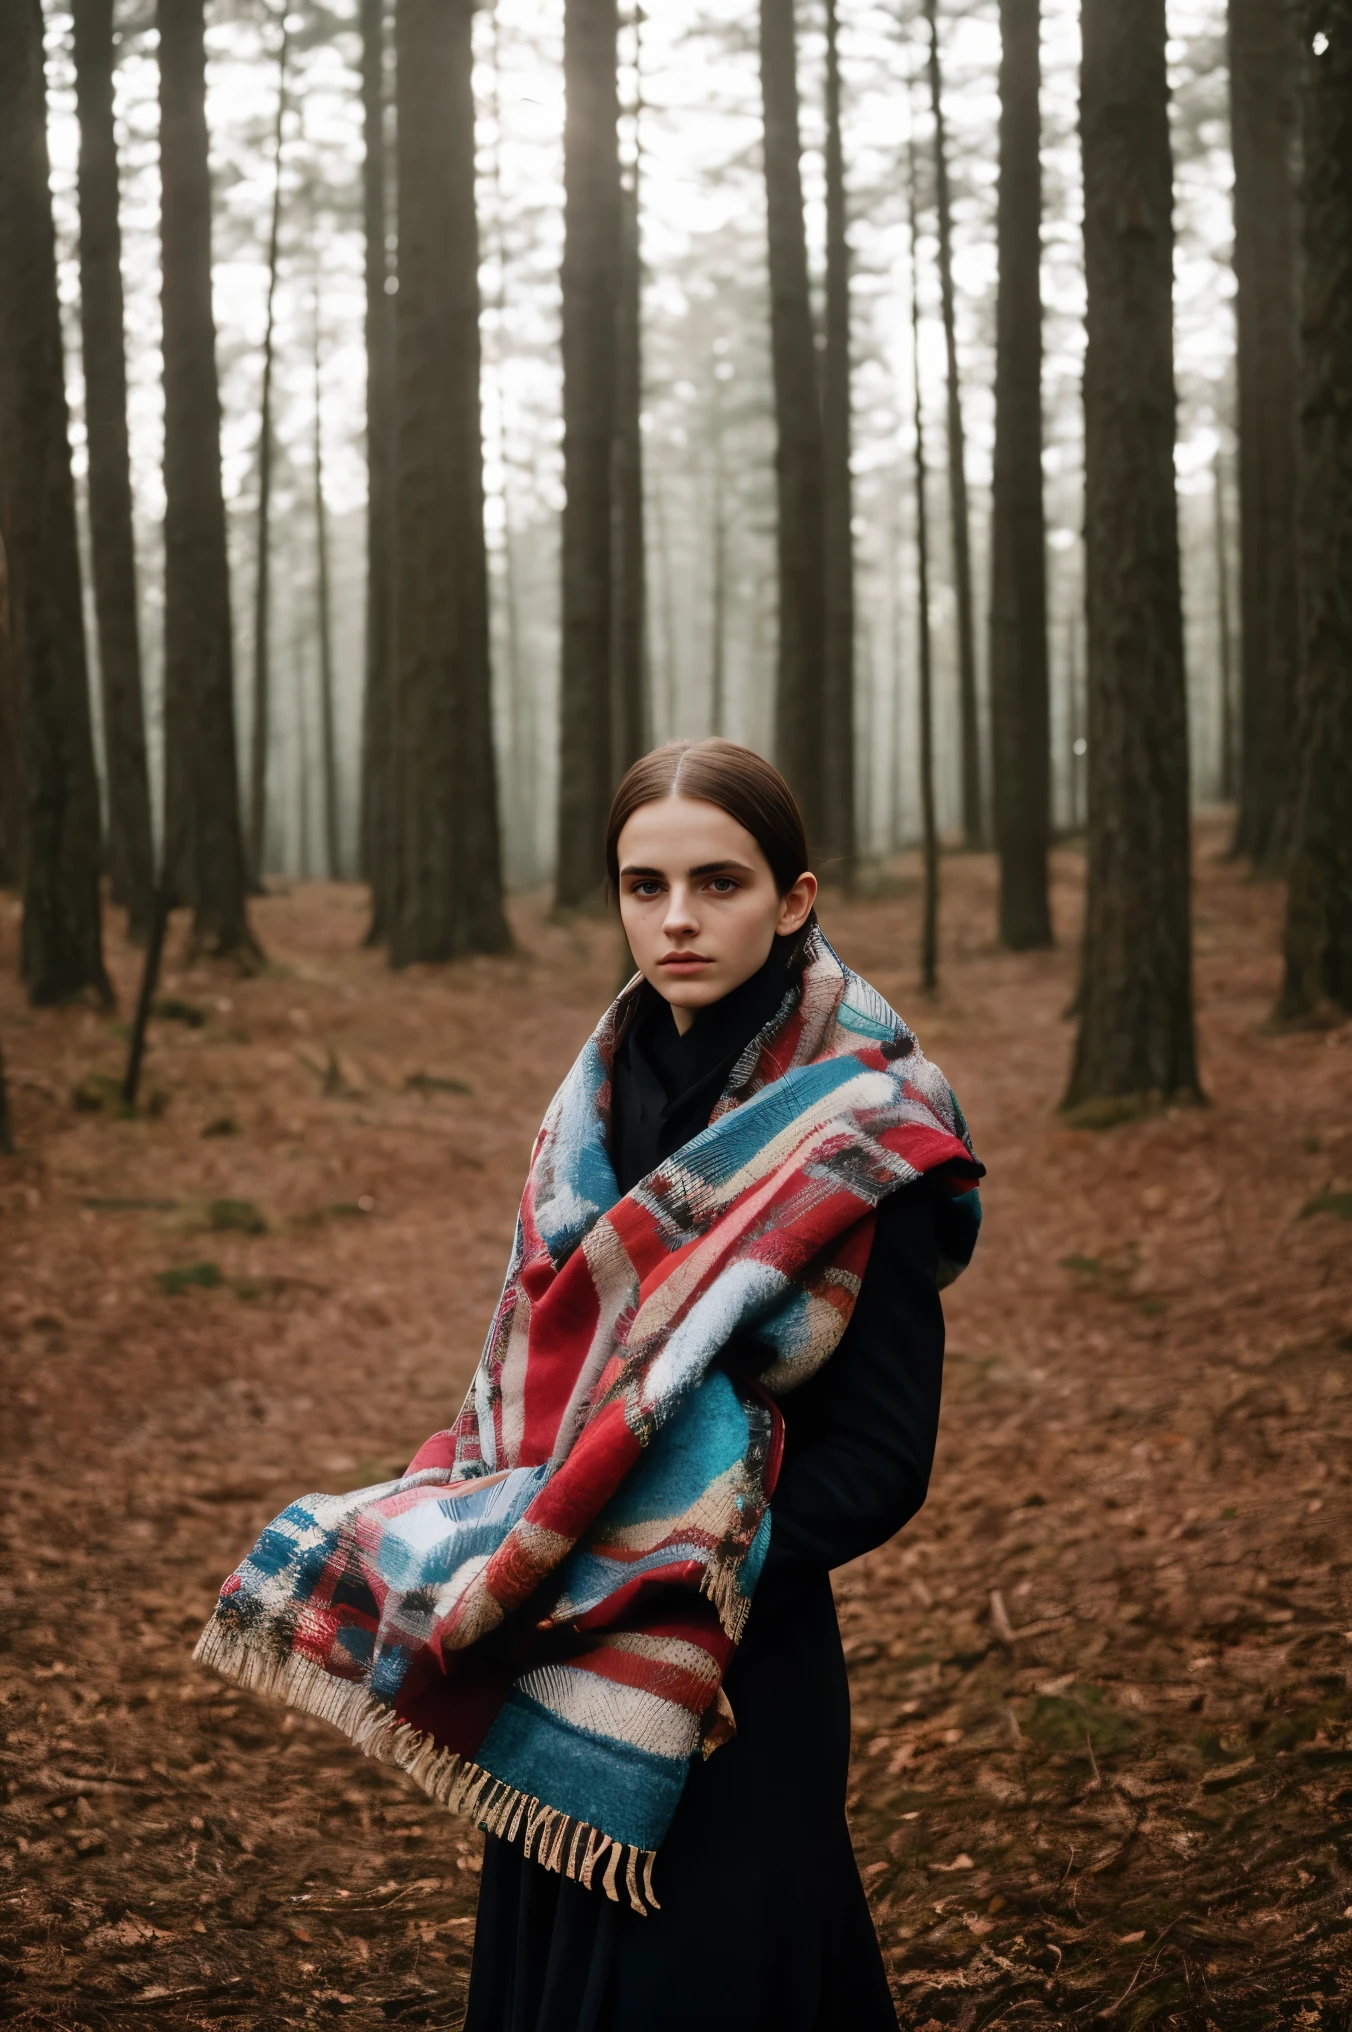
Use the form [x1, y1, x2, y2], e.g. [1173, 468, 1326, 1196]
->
[462, 953, 945, 2032]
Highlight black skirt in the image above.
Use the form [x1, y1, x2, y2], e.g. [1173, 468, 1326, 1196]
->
[460, 1567, 898, 2032]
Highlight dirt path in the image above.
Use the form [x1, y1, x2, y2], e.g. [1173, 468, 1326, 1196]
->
[2, 830, 1350, 2030]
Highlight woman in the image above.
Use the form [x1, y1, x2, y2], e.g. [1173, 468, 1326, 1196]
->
[196, 741, 982, 2032]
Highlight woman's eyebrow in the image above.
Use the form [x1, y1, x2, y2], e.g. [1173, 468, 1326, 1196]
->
[618, 859, 756, 880]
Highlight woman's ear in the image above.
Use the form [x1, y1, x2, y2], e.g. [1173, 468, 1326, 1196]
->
[777, 872, 818, 937]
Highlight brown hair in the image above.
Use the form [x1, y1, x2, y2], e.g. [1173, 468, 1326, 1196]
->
[605, 740, 813, 899]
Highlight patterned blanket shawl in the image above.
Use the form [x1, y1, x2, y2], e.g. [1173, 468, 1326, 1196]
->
[195, 930, 981, 1913]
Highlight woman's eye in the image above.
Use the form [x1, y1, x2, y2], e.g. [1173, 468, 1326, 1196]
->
[631, 881, 663, 899]
[708, 878, 738, 895]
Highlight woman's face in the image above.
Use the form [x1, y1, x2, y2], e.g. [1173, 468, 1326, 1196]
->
[616, 796, 817, 1032]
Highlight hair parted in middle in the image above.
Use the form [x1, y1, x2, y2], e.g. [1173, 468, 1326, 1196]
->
[604, 740, 814, 901]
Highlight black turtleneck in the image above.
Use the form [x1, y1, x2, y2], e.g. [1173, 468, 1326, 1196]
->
[609, 937, 797, 1197]
[606, 946, 947, 1586]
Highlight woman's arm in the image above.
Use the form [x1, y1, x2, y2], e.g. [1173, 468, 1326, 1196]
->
[759, 1180, 945, 1583]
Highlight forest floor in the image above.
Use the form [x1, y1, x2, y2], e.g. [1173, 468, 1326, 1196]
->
[1, 819, 1351, 2032]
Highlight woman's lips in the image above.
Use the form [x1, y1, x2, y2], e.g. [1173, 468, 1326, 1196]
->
[659, 954, 713, 969]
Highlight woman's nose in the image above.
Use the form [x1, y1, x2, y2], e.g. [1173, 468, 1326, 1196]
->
[663, 884, 699, 935]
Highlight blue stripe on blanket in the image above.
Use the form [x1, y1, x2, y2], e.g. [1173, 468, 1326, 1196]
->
[476, 1690, 690, 1854]
[603, 1372, 750, 1525]
[673, 1054, 874, 1194]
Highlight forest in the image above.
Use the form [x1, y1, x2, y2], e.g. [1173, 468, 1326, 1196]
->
[1, 0, 1351, 2027]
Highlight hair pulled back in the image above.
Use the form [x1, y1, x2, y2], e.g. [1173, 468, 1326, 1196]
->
[604, 740, 813, 900]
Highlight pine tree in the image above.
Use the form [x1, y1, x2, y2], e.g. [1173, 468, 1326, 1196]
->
[759, 0, 826, 852]
[0, 541, 23, 892]
[1277, 1, 1352, 1019]
[611, 143, 648, 782]
[1066, 0, 1199, 1110]
[1229, 0, 1301, 870]
[72, 0, 154, 938]
[989, 0, 1052, 950]
[909, 138, 939, 995]
[821, 0, 856, 882]
[248, 12, 290, 881]
[924, 0, 982, 850]
[313, 290, 340, 880]
[389, 0, 509, 962]
[159, 0, 257, 960]
[556, 0, 621, 909]
[359, 0, 395, 939]
[0, 0, 110, 1004]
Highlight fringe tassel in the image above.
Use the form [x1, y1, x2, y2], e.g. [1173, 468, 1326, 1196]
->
[193, 1619, 660, 1913]
[699, 1555, 752, 1641]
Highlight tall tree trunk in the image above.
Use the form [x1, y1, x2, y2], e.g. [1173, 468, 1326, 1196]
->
[611, 164, 648, 782]
[759, 0, 826, 852]
[360, 0, 395, 935]
[72, 0, 154, 939]
[989, 0, 1052, 949]
[910, 142, 939, 996]
[313, 290, 340, 880]
[0, 0, 110, 1005]
[390, 0, 509, 963]
[821, 0, 855, 882]
[652, 470, 677, 737]
[0, 538, 23, 890]
[888, 476, 905, 851]
[709, 370, 728, 736]
[1066, 610, 1083, 829]
[159, 0, 256, 959]
[1213, 451, 1236, 802]
[1277, 2, 1352, 1020]
[1229, 0, 1301, 870]
[556, 0, 620, 909]
[924, 0, 983, 851]
[1066, 0, 1199, 1110]
[487, 0, 529, 880]
[249, 13, 289, 881]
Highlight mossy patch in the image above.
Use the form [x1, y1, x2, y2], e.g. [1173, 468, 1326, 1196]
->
[404, 1072, 472, 1096]
[1299, 1190, 1352, 1221]
[72, 1075, 168, 1121]
[156, 1260, 224, 1296]
[153, 997, 208, 1028]
[207, 1197, 267, 1235]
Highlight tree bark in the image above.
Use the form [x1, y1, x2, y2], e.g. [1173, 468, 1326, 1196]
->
[821, 0, 855, 883]
[909, 142, 939, 997]
[924, 0, 983, 851]
[709, 368, 728, 737]
[0, 0, 110, 1005]
[390, 0, 509, 963]
[989, 0, 1052, 950]
[248, 12, 290, 883]
[72, 0, 155, 939]
[487, 0, 530, 882]
[759, 0, 826, 853]
[1066, 0, 1199, 1110]
[0, 537, 23, 890]
[359, 0, 395, 936]
[611, 158, 648, 783]
[556, 0, 620, 909]
[313, 292, 340, 881]
[1229, 0, 1301, 870]
[1213, 451, 1236, 802]
[158, 0, 257, 960]
[1277, 1, 1352, 1020]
